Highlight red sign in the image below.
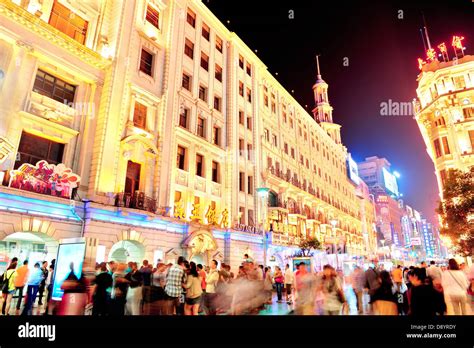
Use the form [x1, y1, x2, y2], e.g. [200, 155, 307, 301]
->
[9, 160, 81, 199]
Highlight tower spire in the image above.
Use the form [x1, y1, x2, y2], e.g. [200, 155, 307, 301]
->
[315, 54, 322, 80]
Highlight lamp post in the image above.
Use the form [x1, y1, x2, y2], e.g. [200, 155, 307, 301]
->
[330, 218, 338, 270]
[257, 187, 270, 267]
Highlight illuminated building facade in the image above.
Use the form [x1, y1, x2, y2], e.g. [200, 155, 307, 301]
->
[414, 37, 474, 199]
[0, 0, 376, 271]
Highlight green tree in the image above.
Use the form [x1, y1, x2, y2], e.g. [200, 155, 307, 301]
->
[436, 167, 474, 256]
[293, 237, 322, 257]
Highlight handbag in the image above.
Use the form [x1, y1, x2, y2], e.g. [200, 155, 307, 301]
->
[1, 271, 14, 294]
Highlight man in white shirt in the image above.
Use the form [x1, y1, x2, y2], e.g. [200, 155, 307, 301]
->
[427, 261, 443, 289]
[284, 264, 294, 304]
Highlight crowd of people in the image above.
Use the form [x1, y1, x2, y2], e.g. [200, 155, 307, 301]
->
[1, 254, 473, 316]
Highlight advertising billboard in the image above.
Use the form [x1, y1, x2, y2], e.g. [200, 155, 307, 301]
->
[346, 155, 360, 185]
[51, 238, 86, 301]
[411, 237, 422, 246]
[382, 168, 399, 196]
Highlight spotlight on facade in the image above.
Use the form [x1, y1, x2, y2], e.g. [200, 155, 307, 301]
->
[256, 187, 270, 197]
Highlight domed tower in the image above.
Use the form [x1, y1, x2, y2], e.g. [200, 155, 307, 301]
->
[311, 55, 342, 145]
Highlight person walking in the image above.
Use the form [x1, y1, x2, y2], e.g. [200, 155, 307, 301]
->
[109, 263, 129, 316]
[263, 266, 273, 304]
[139, 260, 153, 310]
[320, 265, 345, 315]
[427, 261, 443, 291]
[21, 262, 43, 316]
[284, 264, 294, 304]
[58, 263, 88, 315]
[1, 261, 17, 315]
[442, 258, 470, 315]
[294, 262, 315, 315]
[184, 262, 202, 315]
[164, 256, 186, 315]
[273, 266, 284, 303]
[92, 262, 113, 316]
[204, 260, 220, 315]
[391, 265, 403, 292]
[13, 260, 29, 314]
[409, 267, 446, 316]
[124, 262, 143, 315]
[364, 262, 380, 312]
[372, 271, 398, 315]
[37, 261, 48, 306]
[351, 266, 366, 314]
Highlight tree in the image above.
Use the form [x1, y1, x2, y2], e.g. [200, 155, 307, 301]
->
[293, 237, 322, 257]
[436, 167, 474, 256]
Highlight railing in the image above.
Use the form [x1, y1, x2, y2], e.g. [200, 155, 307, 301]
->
[115, 191, 156, 213]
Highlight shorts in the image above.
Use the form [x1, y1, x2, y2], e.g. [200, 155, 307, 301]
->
[2, 289, 15, 295]
[285, 284, 292, 294]
[185, 296, 201, 305]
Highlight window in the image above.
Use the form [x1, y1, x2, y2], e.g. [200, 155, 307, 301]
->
[212, 126, 220, 146]
[284, 143, 288, 154]
[463, 107, 474, 119]
[247, 144, 252, 161]
[239, 81, 244, 96]
[439, 169, 447, 185]
[283, 112, 287, 123]
[179, 108, 188, 128]
[272, 134, 277, 147]
[212, 161, 219, 182]
[239, 172, 245, 192]
[215, 64, 222, 82]
[14, 132, 64, 169]
[140, 49, 153, 76]
[216, 36, 223, 53]
[213, 96, 221, 111]
[453, 75, 466, 89]
[441, 137, 451, 155]
[247, 176, 253, 194]
[186, 9, 196, 27]
[264, 129, 270, 142]
[197, 117, 205, 138]
[248, 210, 254, 225]
[264, 95, 269, 107]
[174, 191, 182, 202]
[271, 102, 276, 113]
[177, 146, 186, 170]
[246, 62, 252, 76]
[239, 139, 244, 157]
[267, 157, 273, 168]
[469, 130, 474, 149]
[184, 39, 194, 59]
[239, 207, 245, 224]
[433, 139, 442, 158]
[239, 110, 244, 125]
[306, 159, 309, 168]
[182, 73, 191, 91]
[202, 23, 210, 41]
[289, 118, 294, 128]
[291, 148, 295, 159]
[146, 5, 160, 29]
[196, 154, 204, 177]
[246, 117, 252, 130]
[49, 1, 88, 44]
[33, 69, 76, 104]
[199, 85, 207, 101]
[133, 102, 147, 129]
[239, 55, 244, 69]
[200, 52, 209, 71]
[246, 88, 252, 102]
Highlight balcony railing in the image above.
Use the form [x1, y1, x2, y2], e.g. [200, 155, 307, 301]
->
[115, 191, 156, 213]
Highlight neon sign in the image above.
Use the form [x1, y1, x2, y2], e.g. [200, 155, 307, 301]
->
[452, 36, 464, 50]
[9, 160, 80, 199]
[417, 58, 426, 70]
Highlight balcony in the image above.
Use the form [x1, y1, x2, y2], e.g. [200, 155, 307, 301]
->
[115, 192, 156, 213]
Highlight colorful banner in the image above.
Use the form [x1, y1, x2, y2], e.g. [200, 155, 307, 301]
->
[9, 160, 81, 199]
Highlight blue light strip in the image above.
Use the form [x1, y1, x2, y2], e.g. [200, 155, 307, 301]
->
[0, 192, 81, 221]
[89, 207, 188, 233]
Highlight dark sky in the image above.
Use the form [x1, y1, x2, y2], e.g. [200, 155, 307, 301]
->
[205, 0, 474, 224]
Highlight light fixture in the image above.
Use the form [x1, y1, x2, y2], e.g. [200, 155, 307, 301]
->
[393, 171, 401, 178]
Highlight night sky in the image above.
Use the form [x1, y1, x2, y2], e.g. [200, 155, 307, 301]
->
[206, 0, 474, 224]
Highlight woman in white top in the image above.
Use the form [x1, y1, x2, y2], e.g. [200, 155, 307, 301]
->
[441, 258, 470, 315]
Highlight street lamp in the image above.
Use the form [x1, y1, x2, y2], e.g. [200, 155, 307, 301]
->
[257, 187, 270, 266]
